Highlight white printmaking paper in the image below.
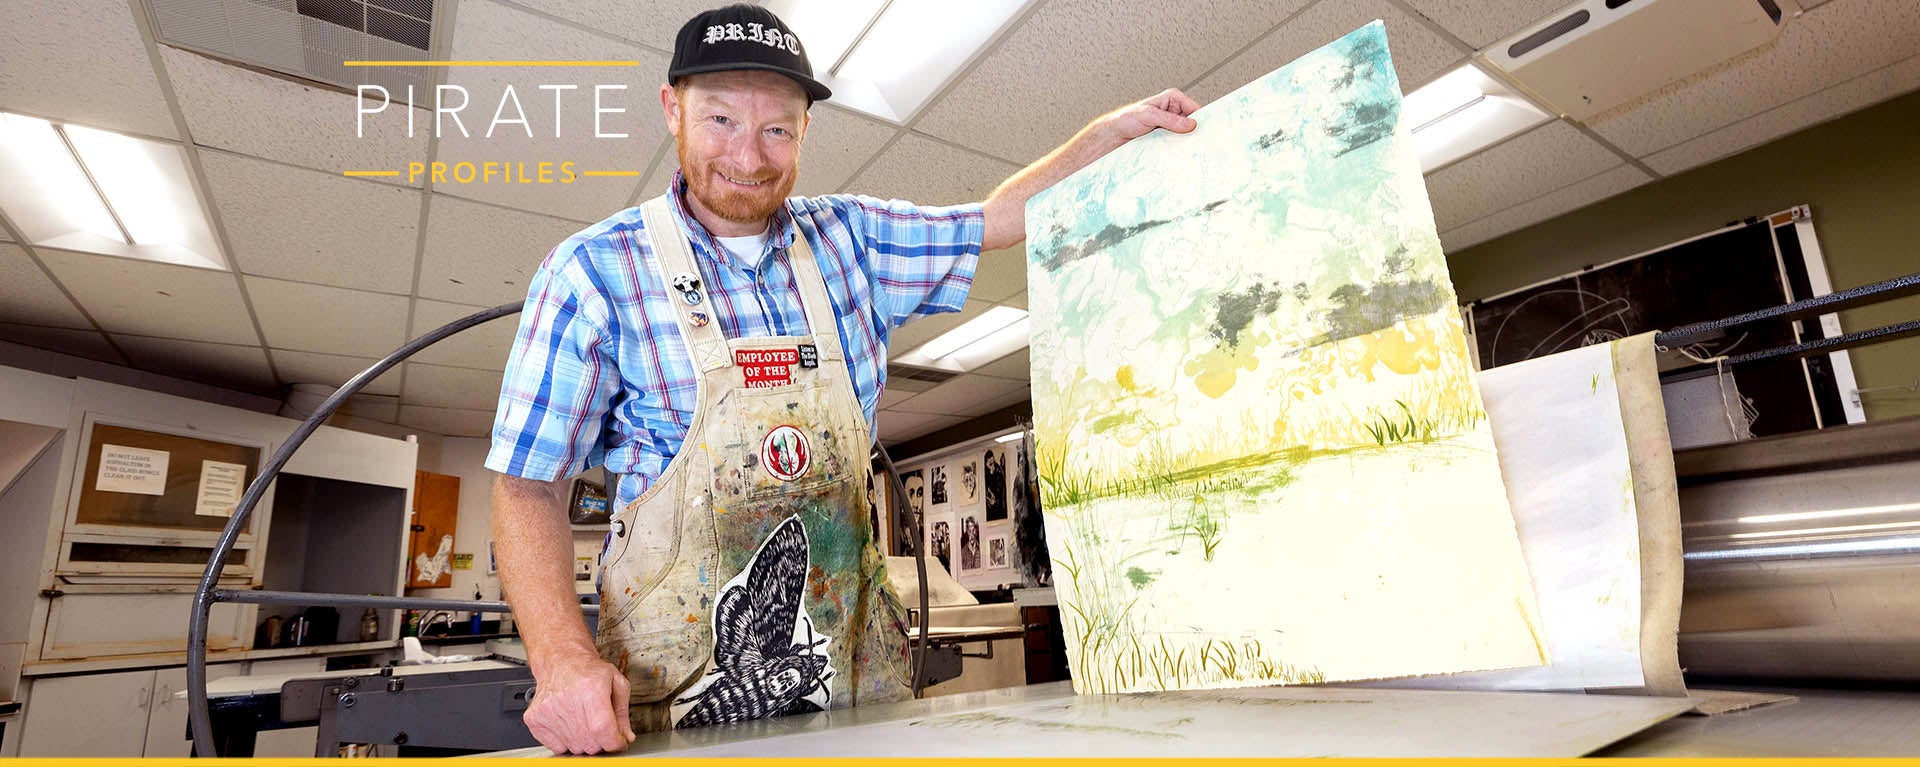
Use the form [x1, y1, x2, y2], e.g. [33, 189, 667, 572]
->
[1383, 340, 1645, 691]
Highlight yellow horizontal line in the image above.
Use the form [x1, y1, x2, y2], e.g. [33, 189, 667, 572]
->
[581, 171, 641, 177]
[344, 60, 640, 67]
[342, 170, 400, 177]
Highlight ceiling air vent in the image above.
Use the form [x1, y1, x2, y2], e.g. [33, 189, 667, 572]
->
[146, 0, 433, 103]
[1480, 0, 1791, 120]
[887, 363, 958, 393]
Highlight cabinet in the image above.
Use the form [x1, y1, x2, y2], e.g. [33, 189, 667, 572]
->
[407, 470, 460, 589]
[17, 668, 151, 756]
[16, 662, 254, 757]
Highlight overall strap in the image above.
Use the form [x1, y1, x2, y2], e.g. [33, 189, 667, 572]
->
[638, 195, 731, 374]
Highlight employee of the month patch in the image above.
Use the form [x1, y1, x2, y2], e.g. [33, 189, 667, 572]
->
[760, 425, 811, 482]
[737, 348, 800, 388]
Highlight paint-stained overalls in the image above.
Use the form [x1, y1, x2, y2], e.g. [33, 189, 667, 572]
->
[595, 195, 914, 732]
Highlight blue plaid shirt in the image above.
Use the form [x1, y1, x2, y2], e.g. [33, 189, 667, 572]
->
[486, 173, 983, 508]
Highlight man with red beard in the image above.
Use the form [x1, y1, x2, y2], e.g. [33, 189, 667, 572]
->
[487, 3, 1197, 754]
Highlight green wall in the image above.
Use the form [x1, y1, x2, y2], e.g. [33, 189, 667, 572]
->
[1447, 89, 1920, 421]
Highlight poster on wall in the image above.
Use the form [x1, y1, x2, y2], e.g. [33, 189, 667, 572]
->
[900, 469, 925, 556]
[958, 513, 983, 572]
[1013, 439, 1049, 586]
[983, 446, 1009, 521]
[959, 458, 980, 505]
[930, 464, 949, 506]
[928, 513, 953, 571]
[1025, 22, 1542, 694]
[989, 534, 1009, 569]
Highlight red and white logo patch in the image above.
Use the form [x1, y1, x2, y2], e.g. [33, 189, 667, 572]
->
[760, 424, 811, 482]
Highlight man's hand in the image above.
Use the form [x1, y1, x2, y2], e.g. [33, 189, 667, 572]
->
[525, 650, 636, 754]
[492, 472, 635, 753]
[1098, 88, 1201, 144]
[980, 87, 1203, 250]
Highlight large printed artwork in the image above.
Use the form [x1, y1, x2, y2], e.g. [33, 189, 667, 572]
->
[1025, 22, 1543, 694]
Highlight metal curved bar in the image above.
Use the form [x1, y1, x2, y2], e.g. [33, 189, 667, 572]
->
[187, 302, 521, 756]
[871, 441, 932, 697]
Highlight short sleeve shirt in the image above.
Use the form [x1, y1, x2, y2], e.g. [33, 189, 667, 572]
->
[485, 173, 984, 510]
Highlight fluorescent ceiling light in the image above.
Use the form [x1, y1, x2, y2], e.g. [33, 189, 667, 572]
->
[914, 306, 1026, 360]
[1404, 63, 1550, 173]
[895, 306, 1028, 371]
[0, 113, 125, 246]
[771, 0, 887, 76]
[0, 113, 226, 270]
[763, 0, 1030, 123]
[993, 431, 1025, 443]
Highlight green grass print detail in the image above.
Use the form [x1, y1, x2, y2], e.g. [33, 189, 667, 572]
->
[1361, 399, 1437, 446]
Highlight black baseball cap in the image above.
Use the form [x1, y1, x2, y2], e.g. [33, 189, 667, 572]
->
[669, 4, 832, 102]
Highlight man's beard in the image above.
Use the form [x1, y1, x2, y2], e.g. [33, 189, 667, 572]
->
[677, 138, 796, 227]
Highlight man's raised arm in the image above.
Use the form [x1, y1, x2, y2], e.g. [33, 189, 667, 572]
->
[979, 88, 1201, 251]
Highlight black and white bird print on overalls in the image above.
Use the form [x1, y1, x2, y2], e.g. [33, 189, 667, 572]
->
[672, 516, 834, 727]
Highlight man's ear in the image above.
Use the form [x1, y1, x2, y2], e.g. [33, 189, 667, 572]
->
[660, 82, 680, 137]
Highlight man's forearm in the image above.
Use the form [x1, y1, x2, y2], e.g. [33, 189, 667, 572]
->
[980, 120, 1125, 251]
[491, 473, 598, 675]
[979, 89, 1200, 251]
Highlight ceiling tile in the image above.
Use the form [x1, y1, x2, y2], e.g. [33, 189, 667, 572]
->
[969, 245, 1027, 304]
[1398, 0, 1570, 49]
[398, 404, 498, 438]
[0, 0, 179, 138]
[201, 151, 424, 293]
[1424, 121, 1622, 231]
[795, 104, 902, 196]
[403, 362, 505, 410]
[843, 134, 1019, 207]
[246, 276, 410, 356]
[892, 374, 1028, 417]
[1588, 0, 1920, 157]
[0, 244, 91, 328]
[418, 194, 586, 306]
[972, 350, 1031, 382]
[1000, 291, 1027, 310]
[0, 323, 124, 364]
[435, 0, 666, 219]
[637, 138, 678, 203]
[159, 46, 430, 186]
[889, 299, 993, 355]
[501, 0, 705, 53]
[1643, 52, 1920, 176]
[271, 349, 403, 396]
[1189, 0, 1468, 106]
[915, 0, 1315, 164]
[409, 298, 516, 370]
[1441, 164, 1652, 252]
[879, 387, 920, 410]
[113, 334, 275, 392]
[36, 248, 259, 345]
[876, 409, 965, 444]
